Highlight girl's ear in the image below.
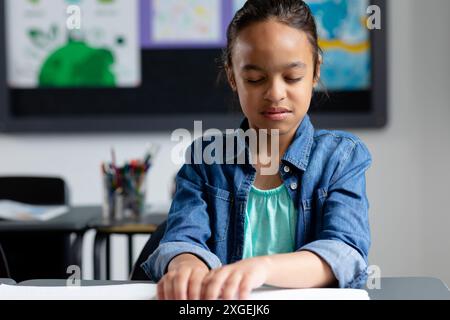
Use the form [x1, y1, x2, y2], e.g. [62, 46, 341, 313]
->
[225, 64, 237, 92]
[313, 54, 322, 87]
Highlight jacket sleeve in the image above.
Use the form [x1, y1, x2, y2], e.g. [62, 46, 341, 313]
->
[299, 141, 372, 288]
[141, 140, 222, 282]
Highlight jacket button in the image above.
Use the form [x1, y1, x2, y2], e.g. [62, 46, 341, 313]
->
[283, 165, 290, 173]
[290, 182, 297, 190]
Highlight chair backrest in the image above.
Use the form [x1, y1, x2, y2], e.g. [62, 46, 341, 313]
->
[129, 220, 167, 281]
[0, 176, 69, 205]
[0, 176, 69, 281]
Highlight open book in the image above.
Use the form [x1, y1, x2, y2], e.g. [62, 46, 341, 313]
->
[0, 283, 370, 300]
[0, 200, 68, 221]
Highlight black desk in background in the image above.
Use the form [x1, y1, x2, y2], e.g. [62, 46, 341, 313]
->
[0, 205, 168, 281]
[0, 206, 99, 281]
[5, 277, 450, 300]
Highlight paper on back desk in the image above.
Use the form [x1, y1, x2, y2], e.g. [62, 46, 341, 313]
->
[0, 283, 369, 300]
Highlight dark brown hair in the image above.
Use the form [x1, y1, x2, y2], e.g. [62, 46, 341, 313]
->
[221, 0, 322, 80]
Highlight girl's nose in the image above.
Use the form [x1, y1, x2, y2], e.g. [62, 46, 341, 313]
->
[263, 78, 287, 104]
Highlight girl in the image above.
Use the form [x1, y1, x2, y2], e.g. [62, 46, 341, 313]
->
[142, 0, 371, 300]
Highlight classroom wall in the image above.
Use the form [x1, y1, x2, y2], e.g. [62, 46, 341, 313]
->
[0, 0, 449, 285]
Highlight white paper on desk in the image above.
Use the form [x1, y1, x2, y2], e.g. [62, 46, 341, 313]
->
[0, 200, 68, 221]
[0, 283, 369, 300]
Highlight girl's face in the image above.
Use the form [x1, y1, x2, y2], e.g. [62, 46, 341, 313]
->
[227, 19, 320, 136]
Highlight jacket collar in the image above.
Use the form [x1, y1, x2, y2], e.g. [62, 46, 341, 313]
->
[281, 114, 314, 171]
[226, 114, 314, 171]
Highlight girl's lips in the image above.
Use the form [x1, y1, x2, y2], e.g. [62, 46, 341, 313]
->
[261, 109, 292, 121]
[263, 107, 291, 114]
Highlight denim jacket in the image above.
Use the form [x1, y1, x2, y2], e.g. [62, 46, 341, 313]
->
[142, 114, 372, 288]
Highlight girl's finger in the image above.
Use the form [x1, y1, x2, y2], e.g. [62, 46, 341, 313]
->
[187, 271, 208, 300]
[238, 277, 253, 300]
[157, 279, 165, 300]
[163, 271, 175, 300]
[220, 273, 242, 300]
[201, 269, 230, 300]
[173, 268, 192, 300]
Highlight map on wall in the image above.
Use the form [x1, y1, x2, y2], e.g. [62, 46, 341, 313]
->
[307, 0, 371, 90]
[5, 0, 141, 88]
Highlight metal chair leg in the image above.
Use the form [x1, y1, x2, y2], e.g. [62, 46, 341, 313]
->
[93, 231, 108, 280]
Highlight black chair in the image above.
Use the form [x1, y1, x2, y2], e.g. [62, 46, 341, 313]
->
[0, 176, 69, 205]
[129, 220, 167, 281]
[0, 176, 70, 281]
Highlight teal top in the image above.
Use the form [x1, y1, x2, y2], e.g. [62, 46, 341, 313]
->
[242, 184, 298, 259]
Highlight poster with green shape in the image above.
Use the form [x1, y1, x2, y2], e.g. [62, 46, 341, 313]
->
[6, 0, 140, 88]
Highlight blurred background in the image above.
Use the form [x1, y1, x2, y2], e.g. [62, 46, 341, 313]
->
[0, 0, 449, 286]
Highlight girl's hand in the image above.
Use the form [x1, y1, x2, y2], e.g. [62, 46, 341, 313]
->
[200, 256, 271, 300]
[157, 253, 209, 300]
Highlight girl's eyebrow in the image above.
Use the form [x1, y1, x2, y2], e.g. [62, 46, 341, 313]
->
[285, 61, 307, 69]
[242, 64, 265, 72]
[242, 61, 306, 72]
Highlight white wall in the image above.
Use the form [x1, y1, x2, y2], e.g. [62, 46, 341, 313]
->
[356, 0, 450, 284]
[1, 0, 449, 285]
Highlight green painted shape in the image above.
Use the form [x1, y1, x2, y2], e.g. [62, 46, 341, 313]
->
[38, 40, 116, 87]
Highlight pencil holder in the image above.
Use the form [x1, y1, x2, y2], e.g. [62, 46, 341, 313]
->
[121, 169, 147, 220]
[101, 145, 158, 221]
[102, 164, 148, 221]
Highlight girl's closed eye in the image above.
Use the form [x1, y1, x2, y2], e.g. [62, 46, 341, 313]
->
[285, 76, 303, 83]
[246, 77, 265, 84]
[245, 76, 304, 85]
[243, 70, 266, 84]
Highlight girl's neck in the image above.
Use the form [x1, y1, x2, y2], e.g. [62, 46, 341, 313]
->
[254, 128, 296, 161]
